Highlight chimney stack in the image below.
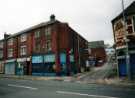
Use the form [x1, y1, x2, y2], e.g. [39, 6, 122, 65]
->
[50, 14, 55, 21]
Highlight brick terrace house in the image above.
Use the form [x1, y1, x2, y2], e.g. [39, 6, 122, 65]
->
[112, 1, 135, 79]
[0, 15, 88, 76]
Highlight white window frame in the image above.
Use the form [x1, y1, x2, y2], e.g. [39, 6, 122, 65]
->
[8, 39, 13, 46]
[45, 27, 51, 36]
[46, 40, 52, 51]
[20, 34, 27, 42]
[34, 30, 40, 38]
[0, 42, 3, 48]
[20, 45, 27, 56]
[8, 48, 13, 57]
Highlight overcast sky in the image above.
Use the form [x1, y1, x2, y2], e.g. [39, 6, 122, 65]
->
[0, 0, 134, 45]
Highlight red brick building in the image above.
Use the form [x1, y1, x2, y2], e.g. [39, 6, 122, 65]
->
[0, 15, 88, 76]
[88, 41, 106, 67]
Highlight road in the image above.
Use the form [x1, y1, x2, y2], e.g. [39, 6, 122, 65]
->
[0, 78, 135, 98]
[78, 54, 116, 82]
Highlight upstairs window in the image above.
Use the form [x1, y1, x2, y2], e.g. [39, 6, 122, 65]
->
[20, 34, 27, 42]
[34, 44, 40, 53]
[34, 30, 40, 38]
[126, 17, 133, 34]
[8, 48, 13, 57]
[0, 42, 3, 48]
[45, 27, 51, 39]
[8, 39, 13, 46]
[45, 40, 52, 51]
[20, 45, 27, 56]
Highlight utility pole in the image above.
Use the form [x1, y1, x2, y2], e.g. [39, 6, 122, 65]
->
[78, 35, 81, 73]
[121, 0, 131, 80]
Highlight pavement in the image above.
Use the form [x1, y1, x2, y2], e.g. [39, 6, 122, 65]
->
[0, 78, 135, 98]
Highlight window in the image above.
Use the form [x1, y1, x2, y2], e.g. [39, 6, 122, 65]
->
[127, 26, 133, 34]
[20, 45, 27, 56]
[0, 42, 3, 48]
[34, 30, 40, 38]
[0, 50, 3, 58]
[126, 17, 133, 34]
[45, 27, 51, 39]
[20, 34, 27, 42]
[127, 18, 132, 25]
[35, 44, 40, 52]
[46, 40, 51, 51]
[133, 16, 135, 32]
[8, 39, 13, 46]
[8, 48, 13, 57]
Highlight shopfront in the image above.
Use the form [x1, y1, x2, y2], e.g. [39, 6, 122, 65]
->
[16, 57, 30, 75]
[60, 53, 67, 75]
[70, 54, 76, 74]
[5, 59, 16, 75]
[32, 54, 56, 76]
[32, 55, 43, 76]
[43, 54, 56, 76]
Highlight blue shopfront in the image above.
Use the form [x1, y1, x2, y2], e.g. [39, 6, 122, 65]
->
[118, 57, 127, 77]
[60, 52, 76, 75]
[60, 53, 67, 75]
[32, 54, 56, 76]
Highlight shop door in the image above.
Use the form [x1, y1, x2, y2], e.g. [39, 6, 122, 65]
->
[118, 59, 127, 77]
[130, 54, 135, 78]
[5, 63, 15, 75]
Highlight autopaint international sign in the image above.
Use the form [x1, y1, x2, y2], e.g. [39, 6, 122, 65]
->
[44, 54, 55, 62]
[32, 56, 43, 63]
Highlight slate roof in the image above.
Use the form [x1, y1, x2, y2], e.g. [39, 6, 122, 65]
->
[6, 20, 60, 39]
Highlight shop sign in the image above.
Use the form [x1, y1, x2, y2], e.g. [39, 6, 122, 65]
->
[5, 59, 16, 63]
[17, 58, 27, 62]
[32, 56, 43, 63]
[44, 54, 55, 62]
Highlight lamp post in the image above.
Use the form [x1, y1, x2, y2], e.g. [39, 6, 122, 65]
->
[121, 0, 131, 80]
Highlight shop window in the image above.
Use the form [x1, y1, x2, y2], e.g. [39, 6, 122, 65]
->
[8, 48, 13, 57]
[8, 38, 13, 46]
[20, 34, 27, 42]
[20, 45, 27, 56]
[0, 50, 3, 58]
[34, 30, 40, 38]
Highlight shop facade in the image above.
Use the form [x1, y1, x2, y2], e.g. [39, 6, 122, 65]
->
[16, 57, 31, 75]
[5, 59, 16, 75]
